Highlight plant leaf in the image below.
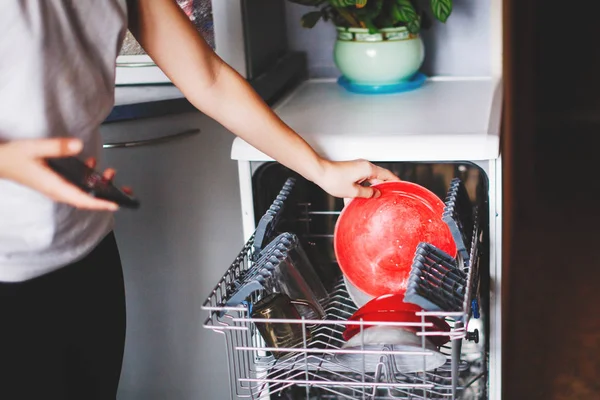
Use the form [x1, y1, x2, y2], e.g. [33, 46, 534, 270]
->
[407, 17, 421, 33]
[394, 0, 418, 23]
[361, 16, 378, 33]
[390, 3, 404, 24]
[301, 11, 324, 28]
[330, 0, 363, 7]
[431, 0, 452, 23]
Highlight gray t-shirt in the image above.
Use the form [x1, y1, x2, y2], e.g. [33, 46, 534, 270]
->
[0, 0, 128, 282]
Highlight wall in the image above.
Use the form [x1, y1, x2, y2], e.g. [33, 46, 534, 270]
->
[284, 0, 491, 78]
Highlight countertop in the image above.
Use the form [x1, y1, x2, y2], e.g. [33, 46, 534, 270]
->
[232, 76, 503, 162]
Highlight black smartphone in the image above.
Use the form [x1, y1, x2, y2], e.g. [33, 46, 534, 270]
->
[46, 157, 140, 209]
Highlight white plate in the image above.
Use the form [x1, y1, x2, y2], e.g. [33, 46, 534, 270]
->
[343, 275, 374, 308]
[335, 326, 447, 373]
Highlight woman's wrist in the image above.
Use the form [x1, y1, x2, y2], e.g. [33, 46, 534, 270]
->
[298, 153, 329, 185]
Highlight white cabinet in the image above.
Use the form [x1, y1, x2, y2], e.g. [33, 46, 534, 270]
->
[100, 112, 242, 399]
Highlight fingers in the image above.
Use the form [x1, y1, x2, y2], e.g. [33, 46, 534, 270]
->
[23, 164, 119, 211]
[71, 158, 124, 196]
[102, 168, 116, 181]
[352, 160, 399, 183]
[1, 139, 120, 211]
[19, 138, 83, 158]
[353, 184, 381, 199]
[85, 157, 97, 169]
[317, 159, 397, 200]
[371, 164, 400, 182]
[352, 161, 398, 197]
[86, 166, 133, 196]
[84, 160, 118, 183]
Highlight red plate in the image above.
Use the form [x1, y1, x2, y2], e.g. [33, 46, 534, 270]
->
[343, 294, 451, 346]
[343, 311, 451, 347]
[334, 181, 457, 297]
[350, 293, 421, 320]
[344, 311, 421, 341]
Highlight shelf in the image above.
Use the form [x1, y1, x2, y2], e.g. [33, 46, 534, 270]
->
[231, 77, 503, 162]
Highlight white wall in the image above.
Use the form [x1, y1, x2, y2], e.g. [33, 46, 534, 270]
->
[284, 0, 492, 78]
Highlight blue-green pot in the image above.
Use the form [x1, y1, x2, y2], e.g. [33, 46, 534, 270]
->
[334, 27, 425, 86]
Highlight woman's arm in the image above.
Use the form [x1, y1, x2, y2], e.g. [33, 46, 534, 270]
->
[127, 0, 397, 198]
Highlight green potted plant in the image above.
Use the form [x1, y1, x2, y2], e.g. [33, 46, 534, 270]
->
[287, 0, 453, 87]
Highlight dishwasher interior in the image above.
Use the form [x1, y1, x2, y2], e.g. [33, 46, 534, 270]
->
[203, 161, 491, 400]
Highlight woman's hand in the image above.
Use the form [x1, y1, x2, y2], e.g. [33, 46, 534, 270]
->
[315, 159, 399, 199]
[0, 138, 119, 211]
[82, 157, 133, 196]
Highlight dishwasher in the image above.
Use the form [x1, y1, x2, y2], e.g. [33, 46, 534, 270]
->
[202, 78, 502, 400]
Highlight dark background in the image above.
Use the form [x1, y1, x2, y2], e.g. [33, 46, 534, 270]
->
[503, 0, 600, 398]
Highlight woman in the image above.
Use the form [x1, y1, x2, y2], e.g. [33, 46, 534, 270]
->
[0, 1, 397, 398]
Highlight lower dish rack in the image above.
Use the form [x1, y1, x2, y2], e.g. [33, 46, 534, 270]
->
[202, 179, 486, 400]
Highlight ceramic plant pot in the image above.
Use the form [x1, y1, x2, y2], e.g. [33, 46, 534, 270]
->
[334, 27, 424, 86]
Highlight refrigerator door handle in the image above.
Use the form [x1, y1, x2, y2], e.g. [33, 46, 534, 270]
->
[103, 128, 200, 149]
